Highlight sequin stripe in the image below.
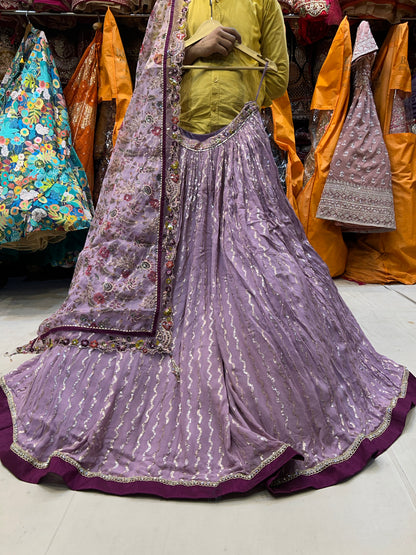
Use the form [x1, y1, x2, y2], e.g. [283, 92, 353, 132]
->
[143, 360, 172, 472]
[271, 368, 410, 487]
[59, 349, 92, 446]
[123, 370, 153, 476]
[92, 354, 129, 473]
[173, 153, 228, 476]
[150, 360, 177, 475]
[192, 283, 206, 475]
[169, 164, 225, 477]
[130, 357, 165, 464]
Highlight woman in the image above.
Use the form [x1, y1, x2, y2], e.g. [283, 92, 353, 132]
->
[0, 0, 415, 498]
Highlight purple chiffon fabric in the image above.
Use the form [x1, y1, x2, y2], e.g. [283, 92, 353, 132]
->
[1, 102, 415, 498]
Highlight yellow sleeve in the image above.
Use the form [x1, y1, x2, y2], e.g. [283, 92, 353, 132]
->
[261, 0, 289, 104]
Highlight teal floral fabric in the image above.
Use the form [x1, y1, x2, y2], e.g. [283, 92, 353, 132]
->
[0, 27, 93, 249]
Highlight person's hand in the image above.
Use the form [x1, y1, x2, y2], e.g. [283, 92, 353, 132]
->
[184, 26, 241, 65]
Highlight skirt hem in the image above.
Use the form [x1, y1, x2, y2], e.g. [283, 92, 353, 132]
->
[1, 374, 415, 499]
[269, 372, 416, 495]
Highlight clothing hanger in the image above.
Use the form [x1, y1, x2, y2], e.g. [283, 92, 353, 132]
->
[23, 11, 32, 41]
[93, 15, 103, 31]
[182, 3, 278, 74]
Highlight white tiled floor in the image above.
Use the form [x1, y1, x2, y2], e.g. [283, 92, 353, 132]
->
[0, 278, 415, 555]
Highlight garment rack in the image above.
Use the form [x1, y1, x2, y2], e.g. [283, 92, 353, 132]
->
[0, 10, 151, 18]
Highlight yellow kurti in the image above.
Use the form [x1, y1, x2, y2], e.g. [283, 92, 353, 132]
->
[180, 0, 289, 134]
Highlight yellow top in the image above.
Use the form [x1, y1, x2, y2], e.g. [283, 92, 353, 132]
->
[180, 0, 289, 134]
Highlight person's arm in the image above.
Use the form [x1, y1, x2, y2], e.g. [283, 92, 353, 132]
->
[261, 0, 289, 103]
[183, 26, 242, 65]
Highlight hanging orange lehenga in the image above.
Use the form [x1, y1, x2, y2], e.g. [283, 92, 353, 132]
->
[65, 9, 133, 206]
[64, 29, 102, 194]
[271, 92, 304, 218]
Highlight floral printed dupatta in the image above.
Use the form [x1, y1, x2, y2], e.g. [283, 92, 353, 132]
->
[34, 0, 189, 356]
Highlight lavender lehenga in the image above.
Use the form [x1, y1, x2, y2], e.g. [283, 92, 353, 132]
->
[0, 1, 415, 499]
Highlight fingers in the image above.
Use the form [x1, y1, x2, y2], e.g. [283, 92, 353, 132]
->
[221, 27, 242, 44]
[213, 27, 241, 57]
[191, 26, 242, 60]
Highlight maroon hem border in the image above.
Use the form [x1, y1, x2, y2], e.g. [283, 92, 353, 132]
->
[0, 387, 298, 499]
[1, 373, 415, 500]
[268, 372, 416, 495]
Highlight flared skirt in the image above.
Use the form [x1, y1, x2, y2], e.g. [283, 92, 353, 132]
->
[0, 103, 415, 498]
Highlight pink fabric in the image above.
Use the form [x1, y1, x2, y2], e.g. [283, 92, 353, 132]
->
[0, 0, 72, 10]
[290, 0, 342, 45]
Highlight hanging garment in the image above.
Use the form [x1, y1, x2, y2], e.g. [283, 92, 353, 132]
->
[406, 73, 416, 133]
[0, 1, 20, 8]
[344, 23, 416, 285]
[72, 0, 134, 13]
[0, 21, 21, 83]
[286, 28, 314, 121]
[98, 8, 133, 147]
[0, 27, 93, 252]
[0, 1, 72, 9]
[316, 21, 395, 233]
[134, 0, 157, 12]
[0, 0, 414, 499]
[271, 92, 304, 217]
[339, 0, 416, 23]
[46, 27, 94, 90]
[289, 0, 342, 45]
[92, 8, 133, 205]
[64, 30, 102, 194]
[296, 17, 351, 277]
[30, 0, 72, 10]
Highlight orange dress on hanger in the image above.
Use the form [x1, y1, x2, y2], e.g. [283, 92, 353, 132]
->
[64, 30, 102, 194]
[271, 92, 304, 218]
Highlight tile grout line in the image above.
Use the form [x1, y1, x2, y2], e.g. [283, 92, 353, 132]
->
[388, 450, 416, 511]
[384, 285, 416, 306]
[44, 492, 77, 555]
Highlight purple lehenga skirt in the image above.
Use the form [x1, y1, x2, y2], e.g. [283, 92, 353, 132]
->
[0, 102, 415, 498]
